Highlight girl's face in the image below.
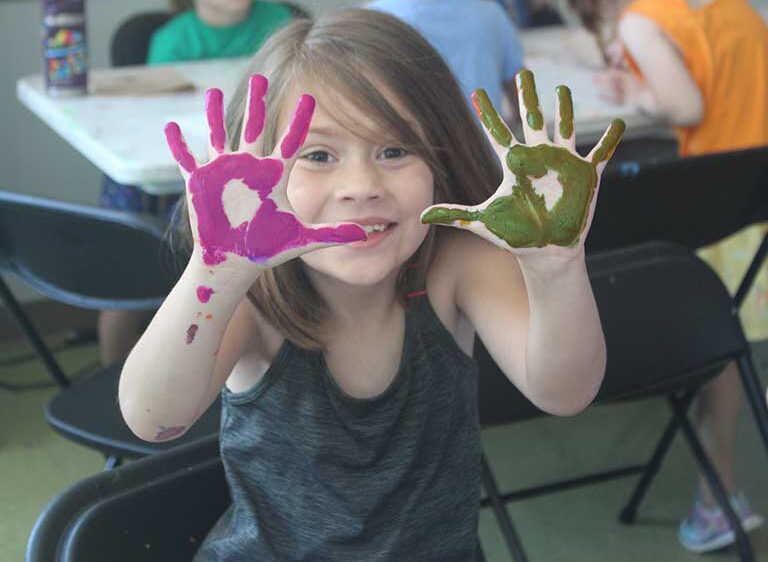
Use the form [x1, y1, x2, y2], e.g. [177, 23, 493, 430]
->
[278, 83, 434, 289]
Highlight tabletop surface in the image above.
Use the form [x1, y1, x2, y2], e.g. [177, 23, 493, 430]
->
[17, 26, 665, 194]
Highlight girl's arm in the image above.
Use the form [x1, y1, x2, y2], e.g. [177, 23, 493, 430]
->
[448, 232, 604, 416]
[119, 75, 366, 442]
[423, 70, 620, 415]
[616, 12, 704, 127]
[119, 257, 258, 443]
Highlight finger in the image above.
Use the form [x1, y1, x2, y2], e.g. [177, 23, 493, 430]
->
[420, 203, 479, 228]
[515, 69, 549, 145]
[205, 88, 227, 158]
[240, 74, 269, 155]
[275, 94, 315, 161]
[471, 89, 517, 151]
[553, 85, 576, 151]
[588, 119, 626, 172]
[164, 122, 198, 176]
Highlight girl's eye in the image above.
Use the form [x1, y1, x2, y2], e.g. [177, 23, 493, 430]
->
[380, 147, 408, 160]
[301, 150, 334, 163]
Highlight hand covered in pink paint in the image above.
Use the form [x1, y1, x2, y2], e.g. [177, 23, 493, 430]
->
[164, 74, 366, 272]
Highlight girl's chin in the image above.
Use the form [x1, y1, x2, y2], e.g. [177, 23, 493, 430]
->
[301, 256, 401, 288]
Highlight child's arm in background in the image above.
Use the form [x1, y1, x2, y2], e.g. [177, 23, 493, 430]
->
[602, 13, 703, 127]
[424, 70, 621, 415]
[119, 77, 366, 442]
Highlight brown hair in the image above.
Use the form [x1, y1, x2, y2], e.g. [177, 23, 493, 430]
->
[169, 0, 192, 14]
[173, 9, 499, 350]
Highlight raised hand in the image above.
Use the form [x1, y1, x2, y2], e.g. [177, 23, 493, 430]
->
[421, 69, 624, 252]
[164, 74, 366, 270]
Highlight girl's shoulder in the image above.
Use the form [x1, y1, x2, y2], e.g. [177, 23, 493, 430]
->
[426, 229, 524, 346]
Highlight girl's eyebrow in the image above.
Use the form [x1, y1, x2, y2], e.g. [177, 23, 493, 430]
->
[306, 126, 341, 137]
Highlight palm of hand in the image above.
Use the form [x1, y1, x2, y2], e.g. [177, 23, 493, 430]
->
[422, 70, 625, 251]
[165, 75, 366, 268]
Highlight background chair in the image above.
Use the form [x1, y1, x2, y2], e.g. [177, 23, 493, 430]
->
[478, 145, 768, 561]
[26, 435, 227, 562]
[0, 190, 220, 468]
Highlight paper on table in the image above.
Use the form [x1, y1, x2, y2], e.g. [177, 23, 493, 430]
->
[90, 66, 196, 96]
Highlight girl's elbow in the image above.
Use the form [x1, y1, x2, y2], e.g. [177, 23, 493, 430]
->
[538, 391, 598, 417]
[118, 391, 190, 444]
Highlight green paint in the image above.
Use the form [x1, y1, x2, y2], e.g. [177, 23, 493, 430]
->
[591, 119, 626, 164]
[556, 85, 574, 140]
[517, 69, 543, 131]
[423, 144, 605, 248]
[472, 89, 512, 147]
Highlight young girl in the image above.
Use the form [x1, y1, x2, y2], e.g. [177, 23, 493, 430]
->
[568, 0, 768, 552]
[119, 9, 621, 560]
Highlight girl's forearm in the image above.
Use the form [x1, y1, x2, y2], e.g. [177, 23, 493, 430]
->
[516, 251, 607, 415]
[119, 255, 256, 442]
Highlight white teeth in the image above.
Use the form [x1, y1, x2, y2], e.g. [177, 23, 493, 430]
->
[363, 224, 389, 233]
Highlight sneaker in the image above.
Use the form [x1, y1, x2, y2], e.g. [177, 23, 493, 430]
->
[679, 490, 764, 553]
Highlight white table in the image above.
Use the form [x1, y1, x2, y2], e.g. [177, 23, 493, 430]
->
[17, 27, 666, 196]
[17, 58, 251, 195]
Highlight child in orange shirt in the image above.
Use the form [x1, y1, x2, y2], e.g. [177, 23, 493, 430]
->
[568, 0, 768, 552]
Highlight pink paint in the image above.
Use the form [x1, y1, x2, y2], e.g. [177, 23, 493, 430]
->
[244, 75, 268, 144]
[186, 324, 199, 344]
[206, 88, 226, 153]
[280, 94, 315, 159]
[165, 78, 365, 267]
[155, 425, 186, 441]
[187, 152, 365, 265]
[164, 122, 196, 173]
[197, 286, 214, 303]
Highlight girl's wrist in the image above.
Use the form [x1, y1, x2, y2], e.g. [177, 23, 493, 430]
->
[515, 247, 588, 287]
[183, 251, 263, 302]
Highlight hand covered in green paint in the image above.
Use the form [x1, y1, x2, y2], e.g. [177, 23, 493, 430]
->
[421, 69, 625, 252]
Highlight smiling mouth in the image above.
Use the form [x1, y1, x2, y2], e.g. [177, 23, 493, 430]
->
[361, 223, 396, 234]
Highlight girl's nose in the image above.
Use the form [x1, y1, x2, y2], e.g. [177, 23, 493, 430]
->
[336, 162, 385, 202]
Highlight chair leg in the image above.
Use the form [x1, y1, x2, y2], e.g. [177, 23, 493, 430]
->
[481, 453, 529, 562]
[736, 354, 768, 455]
[669, 391, 755, 562]
[0, 275, 69, 388]
[619, 410, 680, 525]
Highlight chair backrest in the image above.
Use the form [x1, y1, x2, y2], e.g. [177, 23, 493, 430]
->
[478, 242, 748, 426]
[110, 11, 172, 67]
[26, 435, 228, 562]
[587, 145, 768, 253]
[0, 190, 179, 311]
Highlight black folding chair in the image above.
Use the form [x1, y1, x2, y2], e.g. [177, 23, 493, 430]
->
[0, 190, 220, 469]
[26, 435, 228, 562]
[478, 145, 768, 561]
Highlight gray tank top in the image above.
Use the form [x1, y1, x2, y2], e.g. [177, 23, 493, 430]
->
[194, 295, 482, 562]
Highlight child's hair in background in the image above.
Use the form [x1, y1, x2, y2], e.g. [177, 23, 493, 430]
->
[169, 0, 193, 14]
[173, 9, 500, 350]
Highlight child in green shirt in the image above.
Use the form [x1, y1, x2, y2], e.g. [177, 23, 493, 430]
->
[148, 0, 294, 64]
